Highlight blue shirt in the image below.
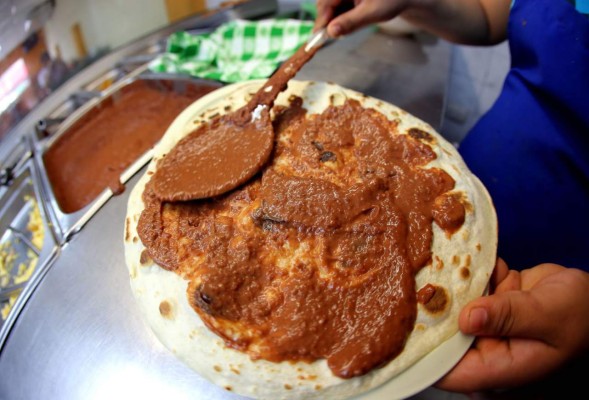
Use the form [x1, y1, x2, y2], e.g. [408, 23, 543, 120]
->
[458, 0, 589, 270]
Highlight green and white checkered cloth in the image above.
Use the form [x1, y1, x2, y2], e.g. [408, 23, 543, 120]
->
[149, 19, 315, 83]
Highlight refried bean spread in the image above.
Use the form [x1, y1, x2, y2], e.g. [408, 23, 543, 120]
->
[43, 79, 220, 214]
[137, 97, 465, 378]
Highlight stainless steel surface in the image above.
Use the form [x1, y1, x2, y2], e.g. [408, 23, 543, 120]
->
[0, 27, 452, 400]
[0, 168, 243, 400]
[0, 139, 30, 187]
[0, 160, 59, 348]
[297, 28, 450, 130]
[35, 117, 65, 139]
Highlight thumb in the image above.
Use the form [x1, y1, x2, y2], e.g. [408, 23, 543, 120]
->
[327, 2, 404, 37]
[459, 291, 545, 339]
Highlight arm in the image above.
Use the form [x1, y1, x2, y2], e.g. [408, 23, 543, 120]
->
[315, 0, 510, 45]
[436, 259, 589, 392]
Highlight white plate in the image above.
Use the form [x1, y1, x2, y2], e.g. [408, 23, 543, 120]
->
[355, 331, 473, 399]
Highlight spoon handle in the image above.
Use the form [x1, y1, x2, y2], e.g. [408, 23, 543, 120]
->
[245, 29, 330, 113]
[305, 29, 330, 52]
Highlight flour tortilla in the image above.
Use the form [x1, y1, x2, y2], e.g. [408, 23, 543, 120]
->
[124, 80, 497, 399]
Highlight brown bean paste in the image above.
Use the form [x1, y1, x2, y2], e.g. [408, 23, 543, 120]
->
[137, 98, 466, 378]
[44, 80, 220, 213]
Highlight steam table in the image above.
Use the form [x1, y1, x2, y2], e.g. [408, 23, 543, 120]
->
[0, 28, 456, 400]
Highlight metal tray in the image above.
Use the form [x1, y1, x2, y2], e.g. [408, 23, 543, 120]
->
[0, 159, 59, 349]
[34, 93, 99, 141]
[33, 66, 151, 143]
[0, 137, 31, 189]
[33, 71, 223, 243]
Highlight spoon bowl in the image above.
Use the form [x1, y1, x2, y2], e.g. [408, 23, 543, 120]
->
[151, 29, 330, 202]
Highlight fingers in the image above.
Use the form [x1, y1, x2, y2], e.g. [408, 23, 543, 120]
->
[316, 0, 407, 37]
[436, 337, 559, 392]
[490, 258, 509, 287]
[459, 290, 544, 339]
[435, 339, 508, 392]
[519, 263, 565, 290]
[314, 0, 340, 30]
[327, 1, 402, 37]
[461, 263, 574, 339]
[442, 265, 589, 393]
[489, 257, 520, 293]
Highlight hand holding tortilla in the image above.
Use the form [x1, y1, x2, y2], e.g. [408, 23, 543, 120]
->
[437, 259, 589, 393]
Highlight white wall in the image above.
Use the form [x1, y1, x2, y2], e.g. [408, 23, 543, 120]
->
[44, 0, 168, 63]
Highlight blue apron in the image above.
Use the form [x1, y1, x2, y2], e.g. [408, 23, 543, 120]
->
[458, 0, 589, 271]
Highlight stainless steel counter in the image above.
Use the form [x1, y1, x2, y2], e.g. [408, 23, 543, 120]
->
[297, 28, 450, 130]
[0, 27, 460, 400]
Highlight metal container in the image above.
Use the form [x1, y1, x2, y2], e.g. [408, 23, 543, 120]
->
[34, 91, 104, 141]
[32, 70, 223, 244]
[0, 138, 31, 188]
[0, 158, 59, 349]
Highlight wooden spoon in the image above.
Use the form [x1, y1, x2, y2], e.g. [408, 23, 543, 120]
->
[151, 29, 330, 202]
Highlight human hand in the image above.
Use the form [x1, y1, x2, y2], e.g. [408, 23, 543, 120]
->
[314, 0, 510, 45]
[436, 259, 589, 392]
[315, 0, 412, 37]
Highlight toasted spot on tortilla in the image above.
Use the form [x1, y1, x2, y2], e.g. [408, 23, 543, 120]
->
[459, 194, 473, 213]
[224, 386, 232, 392]
[159, 300, 174, 319]
[140, 250, 152, 266]
[125, 218, 131, 241]
[435, 255, 444, 270]
[284, 384, 293, 390]
[452, 255, 460, 265]
[408, 127, 434, 143]
[463, 254, 471, 268]
[476, 243, 481, 251]
[132, 236, 138, 243]
[214, 365, 222, 372]
[460, 267, 470, 280]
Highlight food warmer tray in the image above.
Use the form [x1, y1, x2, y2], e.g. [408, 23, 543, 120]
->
[32, 68, 222, 244]
[0, 158, 60, 349]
